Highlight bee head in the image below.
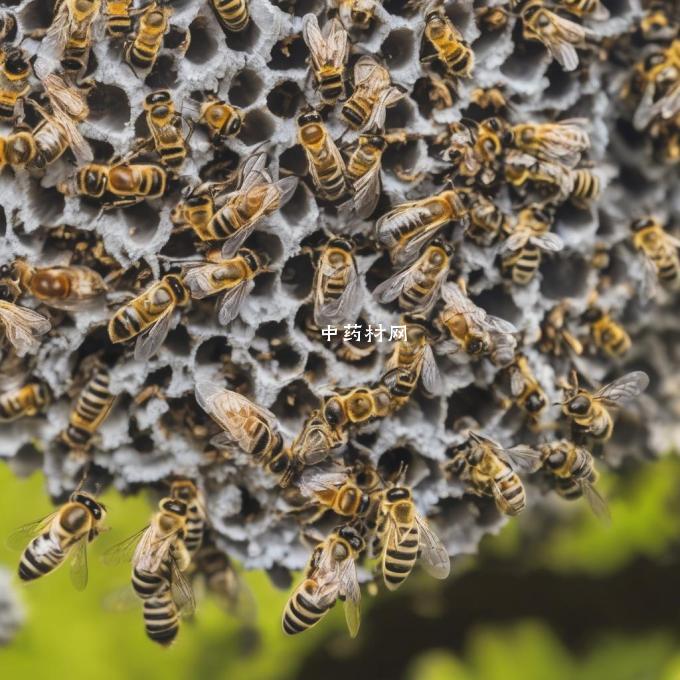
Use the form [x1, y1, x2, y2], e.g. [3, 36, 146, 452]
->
[525, 391, 546, 414]
[631, 217, 654, 232]
[385, 486, 411, 503]
[160, 498, 187, 516]
[566, 394, 591, 416]
[170, 480, 197, 502]
[323, 396, 348, 429]
[582, 306, 604, 323]
[72, 493, 105, 521]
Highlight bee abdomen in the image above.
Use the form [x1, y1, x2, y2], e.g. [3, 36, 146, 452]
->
[143, 592, 179, 646]
[212, 0, 249, 31]
[132, 566, 168, 599]
[282, 587, 329, 635]
[184, 514, 204, 555]
[383, 529, 418, 588]
[19, 534, 64, 582]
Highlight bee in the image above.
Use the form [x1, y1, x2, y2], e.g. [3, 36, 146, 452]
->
[173, 152, 297, 257]
[199, 97, 243, 146]
[341, 56, 405, 132]
[125, 1, 172, 72]
[539, 440, 609, 519]
[13, 260, 107, 310]
[321, 383, 394, 432]
[373, 240, 451, 315]
[283, 524, 363, 637]
[0, 13, 18, 44]
[538, 301, 583, 357]
[0, 131, 37, 169]
[374, 485, 449, 590]
[569, 167, 601, 208]
[297, 111, 348, 202]
[170, 480, 206, 558]
[302, 14, 348, 105]
[504, 150, 575, 201]
[437, 281, 517, 365]
[12, 490, 106, 590]
[195, 383, 293, 482]
[108, 275, 189, 361]
[631, 217, 680, 292]
[501, 204, 563, 286]
[182, 248, 268, 326]
[469, 87, 509, 114]
[0, 382, 50, 421]
[141, 90, 188, 171]
[475, 6, 509, 32]
[510, 119, 590, 166]
[297, 470, 373, 523]
[505, 354, 547, 422]
[333, 0, 381, 29]
[289, 409, 348, 481]
[375, 188, 466, 266]
[581, 304, 631, 359]
[444, 432, 539, 516]
[104, 0, 134, 38]
[60, 365, 116, 450]
[0, 299, 51, 357]
[381, 320, 441, 407]
[558, 370, 649, 444]
[313, 237, 361, 327]
[66, 162, 167, 209]
[459, 190, 507, 247]
[555, 0, 610, 21]
[345, 134, 387, 218]
[423, 5, 475, 78]
[210, 0, 250, 33]
[0, 47, 30, 120]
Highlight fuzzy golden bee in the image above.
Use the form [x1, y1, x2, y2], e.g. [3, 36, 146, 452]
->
[344, 134, 387, 218]
[0, 382, 50, 422]
[333, 0, 381, 29]
[169, 480, 206, 558]
[321, 382, 394, 432]
[140, 90, 188, 171]
[210, 0, 250, 33]
[581, 304, 631, 359]
[423, 5, 474, 78]
[0, 47, 30, 121]
[555, 0, 610, 20]
[124, 1, 171, 72]
[297, 470, 374, 523]
[538, 301, 584, 357]
[0, 131, 37, 169]
[199, 97, 243, 146]
[302, 14, 348, 105]
[504, 354, 547, 422]
[632, 217, 680, 292]
[104, 0, 134, 38]
[510, 119, 590, 165]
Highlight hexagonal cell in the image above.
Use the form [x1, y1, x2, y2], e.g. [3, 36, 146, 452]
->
[271, 0, 324, 16]
[540, 252, 590, 300]
[446, 384, 498, 431]
[473, 285, 521, 326]
[266, 80, 304, 118]
[19, 0, 53, 31]
[384, 97, 415, 129]
[239, 109, 276, 146]
[229, 69, 265, 107]
[280, 182, 310, 224]
[281, 251, 315, 299]
[381, 28, 414, 70]
[378, 446, 414, 483]
[28, 182, 64, 226]
[164, 324, 192, 356]
[145, 54, 178, 89]
[500, 40, 547, 81]
[268, 33, 308, 70]
[87, 83, 131, 131]
[122, 202, 161, 244]
[270, 378, 318, 423]
[223, 17, 261, 52]
[251, 320, 301, 370]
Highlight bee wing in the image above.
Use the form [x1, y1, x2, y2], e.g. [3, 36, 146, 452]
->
[503, 229, 531, 252]
[372, 263, 415, 304]
[38, 0, 71, 62]
[0, 301, 51, 357]
[648, 83, 680, 123]
[420, 344, 442, 396]
[298, 470, 348, 497]
[68, 535, 89, 591]
[580, 480, 611, 523]
[275, 176, 299, 208]
[352, 161, 382, 219]
[338, 560, 361, 638]
[220, 222, 257, 260]
[133, 305, 173, 361]
[589, 2, 610, 20]
[365, 86, 405, 132]
[43, 74, 89, 120]
[353, 55, 382, 86]
[302, 13, 328, 67]
[509, 366, 526, 397]
[499, 445, 542, 473]
[170, 556, 196, 616]
[415, 514, 450, 580]
[216, 279, 254, 326]
[182, 263, 221, 299]
[6, 511, 59, 550]
[48, 106, 93, 165]
[323, 17, 349, 67]
[238, 152, 268, 189]
[101, 585, 139, 613]
[314, 260, 360, 326]
[542, 16, 586, 72]
[633, 84, 657, 130]
[101, 526, 149, 565]
[376, 204, 434, 248]
[530, 232, 564, 252]
[380, 521, 402, 591]
[594, 371, 649, 405]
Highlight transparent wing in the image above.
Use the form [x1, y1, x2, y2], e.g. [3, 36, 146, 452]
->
[594, 371, 649, 405]
[376, 203, 433, 247]
[182, 263, 221, 299]
[101, 526, 149, 566]
[68, 536, 89, 591]
[510, 367, 526, 397]
[275, 176, 299, 208]
[314, 261, 360, 327]
[581, 480, 610, 523]
[43, 74, 89, 119]
[302, 13, 327, 67]
[101, 585, 139, 613]
[324, 17, 349, 67]
[217, 279, 254, 326]
[0, 301, 51, 356]
[415, 514, 450, 580]
[170, 556, 196, 616]
[420, 344, 442, 396]
[6, 511, 58, 550]
[298, 470, 348, 498]
[238, 153, 269, 191]
[49, 106, 93, 164]
[38, 0, 71, 61]
[503, 229, 531, 252]
[352, 161, 382, 219]
[365, 86, 405, 131]
[530, 232, 564, 252]
[483, 314, 518, 336]
[339, 560, 361, 638]
[372, 265, 415, 304]
[500, 445, 542, 473]
[353, 55, 381, 85]
[220, 221, 257, 260]
[133, 306, 173, 361]
[440, 282, 484, 321]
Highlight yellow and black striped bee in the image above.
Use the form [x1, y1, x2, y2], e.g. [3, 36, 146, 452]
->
[505, 150, 576, 201]
[321, 382, 394, 433]
[12, 490, 106, 590]
[0, 47, 30, 121]
[459, 189, 507, 247]
[124, 1, 172, 72]
[0, 131, 37, 169]
[504, 354, 547, 422]
[555, 0, 610, 20]
[510, 119, 590, 165]
[108, 275, 189, 361]
[141, 90, 188, 171]
[302, 14, 348, 105]
[581, 303, 631, 359]
[538, 301, 583, 357]
[632, 217, 680, 292]
[169, 480, 206, 558]
[297, 470, 373, 524]
[423, 5, 474, 78]
[344, 133, 387, 219]
[210, 0, 250, 33]
[334, 0, 381, 29]
[569, 167, 601, 208]
[0, 382, 50, 422]
[199, 97, 243, 146]
[104, 0, 134, 38]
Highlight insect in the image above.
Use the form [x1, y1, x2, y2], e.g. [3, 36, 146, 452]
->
[12, 490, 106, 590]
[639, 5, 677, 42]
[65, 162, 167, 209]
[108, 275, 190, 361]
[632, 217, 680, 293]
[0, 47, 30, 120]
[210, 0, 250, 33]
[321, 383, 394, 432]
[333, 0, 381, 29]
[558, 370, 649, 444]
[12, 259, 107, 310]
[198, 97, 243, 146]
[504, 354, 547, 422]
[581, 304, 631, 359]
[302, 14, 348, 105]
[344, 134, 387, 218]
[437, 281, 517, 365]
[0, 299, 51, 357]
[375, 188, 466, 266]
[504, 150, 575, 201]
[444, 432, 539, 516]
[140, 90, 188, 171]
[297, 470, 373, 524]
[297, 110, 348, 202]
[169, 480, 206, 558]
[501, 204, 563, 286]
[458, 190, 507, 247]
[313, 237, 361, 327]
[0, 131, 37, 169]
[0, 382, 50, 421]
[475, 6, 509, 32]
[374, 485, 450, 590]
[538, 302, 583, 357]
[469, 87, 509, 114]
[519, 0, 590, 72]
[373, 240, 451, 314]
[104, 0, 134, 38]
[423, 5, 474, 78]
[554, 0, 610, 20]
[182, 248, 268, 326]
[124, 1, 172, 72]
[510, 119, 590, 166]
[283, 524, 363, 637]
[568, 167, 602, 208]
[539, 440, 609, 519]
[0, 12, 17, 44]
[341, 55, 405, 131]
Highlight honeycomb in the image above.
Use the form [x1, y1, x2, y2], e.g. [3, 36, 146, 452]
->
[0, 0, 678, 602]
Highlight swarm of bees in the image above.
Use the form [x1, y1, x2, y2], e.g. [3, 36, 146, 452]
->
[0, 0, 677, 649]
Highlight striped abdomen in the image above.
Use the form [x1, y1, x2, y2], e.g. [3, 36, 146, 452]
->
[184, 503, 205, 556]
[62, 26, 91, 73]
[503, 245, 541, 285]
[63, 368, 115, 448]
[282, 580, 332, 635]
[143, 587, 179, 646]
[347, 148, 376, 182]
[341, 95, 371, 130]
[382, 523, 419, 590]
[132, 559, 171, 600]
[211, 0, 249, 31]
[311, 145, 347, 201]
[318, 69, 344, 104]
[494, 469, 525, 515]
[18, 532, 65, 582]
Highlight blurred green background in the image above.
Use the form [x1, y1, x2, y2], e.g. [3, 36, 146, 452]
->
[2, 455, 680, 680]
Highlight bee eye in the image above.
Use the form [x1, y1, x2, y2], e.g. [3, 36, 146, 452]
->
[569, 396, 591, 415]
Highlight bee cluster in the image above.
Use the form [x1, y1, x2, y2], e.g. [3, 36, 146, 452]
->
[0, 0, 678, 646]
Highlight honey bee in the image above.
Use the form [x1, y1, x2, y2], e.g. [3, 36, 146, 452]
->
[373, 240, 451, 314]
[333, 0, 381, 29]
[289, 409, 348, 481]
[469, 87, 509, 114]
[0, 382, 50, 421]
[0, 131, 37, 169]
[341, 56, 405, 131]
[12, 490, 106, 590]
[13, 259, 107, 310]
[375, 188, 466, 266]
[632, 217, 680, 293]
[322, 383, 394, 432]
[60, 365, 116, 450]
[504, 150, 575, 201]
[374, 485, 449, 590]
[501, 204, 563, 286]
[125, 1, 171, 72]
[437, 281, 517, 365]
[555, 0, 610, 20]
[539, 440, 609, 519]
[558, 370, 649, 444]
[510, 119, 590, 165]
[105, 0, 134, 38]
[444, 432, 539, 516]
[302, 14, 348, 105]
[459, 190, 507, 247]
[568, 167, 602, 208]
[140, 90, 188, 171]
[182, 248, 268, 326]
[210, 0, 250, 33]
[313, 238, 361, 327]
[505, 354, 547, 422]
[65, 162, 167, 209]
[423, 5, 475, 78]
[199, 97, 243, 146]
[581, 304, 631, 359]
[283, 524, 363, 637]
[297, 470, 373, 523]
[538, 301, 584, 357]
[0, 12, 18, 44]
[344, 134, 387, 218]
[297, 110, 348, 202]
[475, 6, 509, 32]
[0, 47, 30, 120]
[108, 275, 189, 361]
[0, 300, 51, 357]
[169, 480, 206, 558]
